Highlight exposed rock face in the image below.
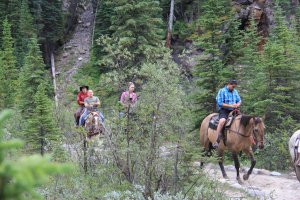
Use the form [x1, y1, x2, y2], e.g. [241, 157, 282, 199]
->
[233, 0, 274, 50]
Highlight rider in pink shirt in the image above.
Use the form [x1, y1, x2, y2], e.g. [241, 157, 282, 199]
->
[120, 82, 137, 108]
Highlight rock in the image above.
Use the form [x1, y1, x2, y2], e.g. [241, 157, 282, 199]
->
[193, 162, 201, 168]
[65, 45, 72, 50]
[257, 169, 271, 176]
[78, 57, 83, 61]
[246, 188, 265, 198]
[270, 171, 281, 176]
[231, 183, 243, 190]
[80, 50, 86, 55]
[84, 22, 91, 28]
[62, 52, 68, 58]
[252, 168, 259, 175]
[289, 171, 296, 177]
[78, 20, 83, 24]
[225, 165, 235, 171]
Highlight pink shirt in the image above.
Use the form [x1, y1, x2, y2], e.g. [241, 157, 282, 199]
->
[120, 91, 137, 105]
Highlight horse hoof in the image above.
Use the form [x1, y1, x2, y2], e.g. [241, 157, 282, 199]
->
[224, 175, 229, 179]
[237, 177, 243, 185]
[243, 174, 249, 180]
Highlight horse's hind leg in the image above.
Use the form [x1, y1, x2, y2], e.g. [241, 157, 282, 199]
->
[232, 152, 242, 184]
[218, 150, 228, 179]
[200, 143, 213, 168]
[243, 149, 256, 181]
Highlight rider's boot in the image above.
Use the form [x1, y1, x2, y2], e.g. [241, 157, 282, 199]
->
[75, 117, 80, 128]
[212, 133, 222, 148]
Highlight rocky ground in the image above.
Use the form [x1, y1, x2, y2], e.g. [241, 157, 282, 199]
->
[200, 163, 300, 200]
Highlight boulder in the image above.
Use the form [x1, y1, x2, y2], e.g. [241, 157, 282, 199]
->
[257, 169, 271, 175]
[270, 171, 281, 176]
[62, 52, 69, 58]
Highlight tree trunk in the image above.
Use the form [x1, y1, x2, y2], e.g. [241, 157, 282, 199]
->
[83, 138, 88, 173]
[144, 103, 160, 198]
[50, 52, 58, 108]
[40, 127, 45, 156]
[165, 0, 175, 48]
[91, 0, 99, 48]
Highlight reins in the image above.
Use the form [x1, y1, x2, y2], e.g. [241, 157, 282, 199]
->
[226, 116, 257, 138]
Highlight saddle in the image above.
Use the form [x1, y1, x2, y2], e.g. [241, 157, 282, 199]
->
[208, 111, 239, 146]
[209, 113, 235, 130]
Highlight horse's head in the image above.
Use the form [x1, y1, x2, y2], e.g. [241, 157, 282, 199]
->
[240, 115, 265, 149]
[85, 112, 101, 134]
[252, 117, 265, 149]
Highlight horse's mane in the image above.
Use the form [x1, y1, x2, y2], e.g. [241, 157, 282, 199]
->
[240, 115, 254, 127]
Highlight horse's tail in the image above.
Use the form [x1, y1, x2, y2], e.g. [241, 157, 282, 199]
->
[200, 113, 218, 151]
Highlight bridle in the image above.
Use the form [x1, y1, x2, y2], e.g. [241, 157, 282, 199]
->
[227, 116, 264, 146]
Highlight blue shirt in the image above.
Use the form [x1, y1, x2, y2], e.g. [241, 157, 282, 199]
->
[216, 86, 241, 110]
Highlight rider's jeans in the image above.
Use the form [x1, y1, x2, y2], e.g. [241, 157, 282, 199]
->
[79, 108, 105, 126]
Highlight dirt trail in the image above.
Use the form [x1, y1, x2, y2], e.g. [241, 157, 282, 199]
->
[204, 163, 300, 199]
[55, 1, 94, 101]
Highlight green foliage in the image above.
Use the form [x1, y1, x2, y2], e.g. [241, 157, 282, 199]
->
[16, 37, 49, 116]
[6, 0, 21, 38]
[15, 0, 36, 67]
[192, 0, 233, 125]
[25, 83, 60, 155]
[97, 0, 164, 73]
[92, 0, 115, 67]
[40, 0, 63, 45]
[0, 110, 71, 200]
[258, 5, 300, 129]
[0, 18, 18, 109]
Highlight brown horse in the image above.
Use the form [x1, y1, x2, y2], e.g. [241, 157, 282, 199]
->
[200, 113, 265, 183]
[84, 111, 104, 138]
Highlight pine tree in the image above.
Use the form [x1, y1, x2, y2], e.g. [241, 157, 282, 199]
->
[28, 0, 44, 39]
[25, 83, 59, 155]
[99, 0, 164, 71]
[15, 0, 36, 67]
[41, 0, 63, 47]
[0, 110, 70, 199]
[193, 0, 233, 124]
[92, 0, 115, 69]
[7, 0, 21, 38]
[16, 37, 48, 116]
[260, 5, 300, 128]
[0, 18, 18, 109]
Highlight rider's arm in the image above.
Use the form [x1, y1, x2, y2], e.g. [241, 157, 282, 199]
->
[77, 94, 84, 105]
[222, 103, 235, 109]
[94, 98, 100, 106]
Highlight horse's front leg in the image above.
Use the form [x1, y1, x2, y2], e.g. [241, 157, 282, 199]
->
[218, 150, 228, 179]
[243, 149, 256, 181]
[232, 152, 242, 184]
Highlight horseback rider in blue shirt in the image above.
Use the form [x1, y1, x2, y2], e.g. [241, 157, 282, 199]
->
[213, 79, 242, 148]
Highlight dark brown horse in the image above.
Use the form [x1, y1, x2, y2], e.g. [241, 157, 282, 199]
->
[200, 113, 265, 183]
[84, 111, 104, 138]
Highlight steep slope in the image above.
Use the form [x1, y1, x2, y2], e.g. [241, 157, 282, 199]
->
[55, 1, 94, 101]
